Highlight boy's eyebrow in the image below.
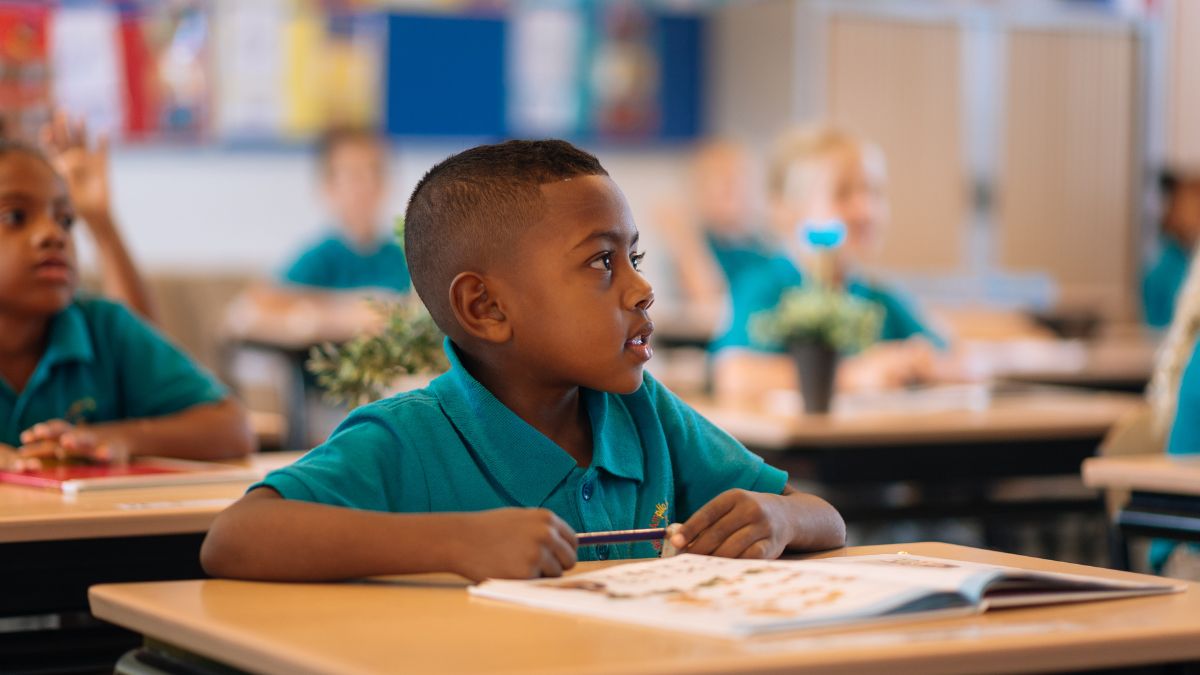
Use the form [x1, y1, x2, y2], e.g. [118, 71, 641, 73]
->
[572, 229, 640, 250]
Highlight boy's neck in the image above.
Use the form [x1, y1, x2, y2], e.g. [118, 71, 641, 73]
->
[457, 348, 594, 467]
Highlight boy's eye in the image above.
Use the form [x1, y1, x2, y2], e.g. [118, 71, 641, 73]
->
[631, 251, 646, 271]
[56, 212, 76, 230]
[589, 252, 613, 271]
[0, 208, 28, 228]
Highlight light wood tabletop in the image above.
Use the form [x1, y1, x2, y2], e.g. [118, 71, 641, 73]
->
[0, 451, 302, 544]
[1082, 454, 1200, 497]
[89, 542, 1200, 675]
[691, 385, 1141, 449]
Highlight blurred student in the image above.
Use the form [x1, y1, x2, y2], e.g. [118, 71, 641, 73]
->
[659, 139, 772, 298]
[1143, 170, 1200, 329]
[1147, 240, 1200, 579]
[712, 126, 947, 402]
[36, 111, 156, 321]
[0, 139, 255, 470]
[227, 127, 407, 345]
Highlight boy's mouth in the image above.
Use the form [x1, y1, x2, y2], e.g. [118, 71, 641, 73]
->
[624, 322, 655, 362]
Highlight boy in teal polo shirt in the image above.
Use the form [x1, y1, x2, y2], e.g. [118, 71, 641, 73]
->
[281, 127, 410, 293]
[0, 140, 255, 468]
[201, 141, 844, 582]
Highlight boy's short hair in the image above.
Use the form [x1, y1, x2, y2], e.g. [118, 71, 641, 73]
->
[404, 139, 609, 336]
[767, 125, 882, 200]
[315, 126, 387, 174]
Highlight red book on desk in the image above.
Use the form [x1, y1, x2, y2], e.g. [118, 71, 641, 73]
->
[0, 458, 260, 494]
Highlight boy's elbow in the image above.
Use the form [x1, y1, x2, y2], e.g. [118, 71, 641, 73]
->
[211, 398, 257, 458]
[200, 519, 241, 578]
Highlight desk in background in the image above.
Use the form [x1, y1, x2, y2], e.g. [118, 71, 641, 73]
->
[90, 542, 1200, 675]
[0, 451, 302, 674]
[1082, 454, 1200, 570]
[692, 385, 1141, 557]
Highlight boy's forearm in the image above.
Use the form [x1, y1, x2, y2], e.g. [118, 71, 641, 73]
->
[85, 212, 157, 321]
[780, 488, 846, 552]
[94, 399, 255, 460]
[201, 492, 466, 581]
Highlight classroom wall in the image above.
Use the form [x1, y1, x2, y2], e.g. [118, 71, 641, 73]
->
[92, 144, 688, 296]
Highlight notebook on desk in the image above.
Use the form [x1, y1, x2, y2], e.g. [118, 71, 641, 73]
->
[0, 457, 261, 494]
[470, 553, 1182, 638]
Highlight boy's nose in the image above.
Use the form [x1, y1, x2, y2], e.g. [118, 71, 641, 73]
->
[32, 219, 68, 249]
[631, 280, 655, 312]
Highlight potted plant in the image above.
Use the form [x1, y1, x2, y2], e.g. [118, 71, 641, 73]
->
[750, 287, 882, 414]
[306, 299, 448, 409]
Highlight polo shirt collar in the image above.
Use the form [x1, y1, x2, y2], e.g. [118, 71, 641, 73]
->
[429, 339, 643, 508]
[41, 302, 94, 369]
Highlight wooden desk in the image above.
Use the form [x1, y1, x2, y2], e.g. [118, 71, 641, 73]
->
[1083, 454, 1200, 570]
[0, 451, 302, 672]
[692, 386, 1140, 557]
[90, 542, 1200, 675]
[990, 334, 1158, 393]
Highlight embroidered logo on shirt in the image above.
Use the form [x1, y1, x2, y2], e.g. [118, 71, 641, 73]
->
[648, 501, 669, 552]
[64, 397, 96, 425]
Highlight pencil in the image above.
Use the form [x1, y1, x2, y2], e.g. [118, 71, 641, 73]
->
[577, 527, 668, 546]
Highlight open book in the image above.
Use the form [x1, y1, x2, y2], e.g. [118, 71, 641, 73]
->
[470, 553, 1182, 638]
[0, 457, 260, 494]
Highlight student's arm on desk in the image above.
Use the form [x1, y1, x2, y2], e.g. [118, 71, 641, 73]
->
[18, 398, 255, 463]
[201, 488, 578, 582]
[225, 284, 388, 346]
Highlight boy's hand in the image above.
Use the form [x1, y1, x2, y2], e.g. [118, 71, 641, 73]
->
[18, 420, 126, 465]
[0, 443, 30, 471]
[670, 489, 794, 560]
[452, 508, 578, 582]
[40, 110, 113, 229]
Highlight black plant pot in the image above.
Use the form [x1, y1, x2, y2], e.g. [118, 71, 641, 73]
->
[789, 342, 839, 414]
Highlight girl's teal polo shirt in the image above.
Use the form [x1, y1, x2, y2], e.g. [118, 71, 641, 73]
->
[711, 254, 946, 354]
[281, 233, 411, 293]
[1142, 237, 1190, 328]
[257, 339, 788, 562]
[0, 298, 228, 446]
[1150, 337, 1200, 570]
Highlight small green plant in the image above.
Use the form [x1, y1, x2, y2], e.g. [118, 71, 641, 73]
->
[750, 287, 883, 354]
[306, 300, 448, 409]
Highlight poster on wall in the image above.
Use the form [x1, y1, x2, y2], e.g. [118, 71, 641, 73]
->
[50, 4, 124, 138]
[213, 0, 286, 139]
[0, 3, 50, 140]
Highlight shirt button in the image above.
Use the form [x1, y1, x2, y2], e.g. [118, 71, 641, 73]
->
[597, 546, 610, 560]
[581, 481, 593, 502]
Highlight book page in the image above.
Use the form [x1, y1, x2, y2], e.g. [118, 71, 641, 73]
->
[470, 554, 969, 638]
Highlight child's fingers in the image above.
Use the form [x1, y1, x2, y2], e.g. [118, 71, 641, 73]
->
[20, 419, 71, 444]
[17, 440, 67, 460]
[676, 490, 740, 552]
[550, 513, 578, 549]
[547, 527, 577, 572]
[538, 547, 565, 578]
[710, 522, 770, 559]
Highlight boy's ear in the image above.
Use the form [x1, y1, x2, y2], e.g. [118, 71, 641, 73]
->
[447, 271, 511, 344]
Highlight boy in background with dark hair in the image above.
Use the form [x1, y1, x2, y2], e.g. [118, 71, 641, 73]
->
[1144, 170, 1200, 328]
[201, 140, 844, 582]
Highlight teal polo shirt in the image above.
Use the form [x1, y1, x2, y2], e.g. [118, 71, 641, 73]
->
[712, 253, 946, 353]
[281, 233, 411, 293]
[256, 339, 788, 562]
[1142, 237, 1190, 328]
[704, 231, 773, 287]
[0, 297, 228, 446]
[1150, 336, 1200, 571]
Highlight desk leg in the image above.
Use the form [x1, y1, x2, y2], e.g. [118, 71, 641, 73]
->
[1109, 519, 1132, 571]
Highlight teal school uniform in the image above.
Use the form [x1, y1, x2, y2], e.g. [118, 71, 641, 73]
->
[704, 231, 773, 287]
[712, 253, 946, 353]
[1142, 237, 1190, 328]
[0, 297, 228, 446]
[1150, 337, 1200, 571]
[256, 339, 788, 562]
[281, 233, 411, 293]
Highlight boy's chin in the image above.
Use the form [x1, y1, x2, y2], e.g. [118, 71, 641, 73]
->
[593, 368, 647, 396]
